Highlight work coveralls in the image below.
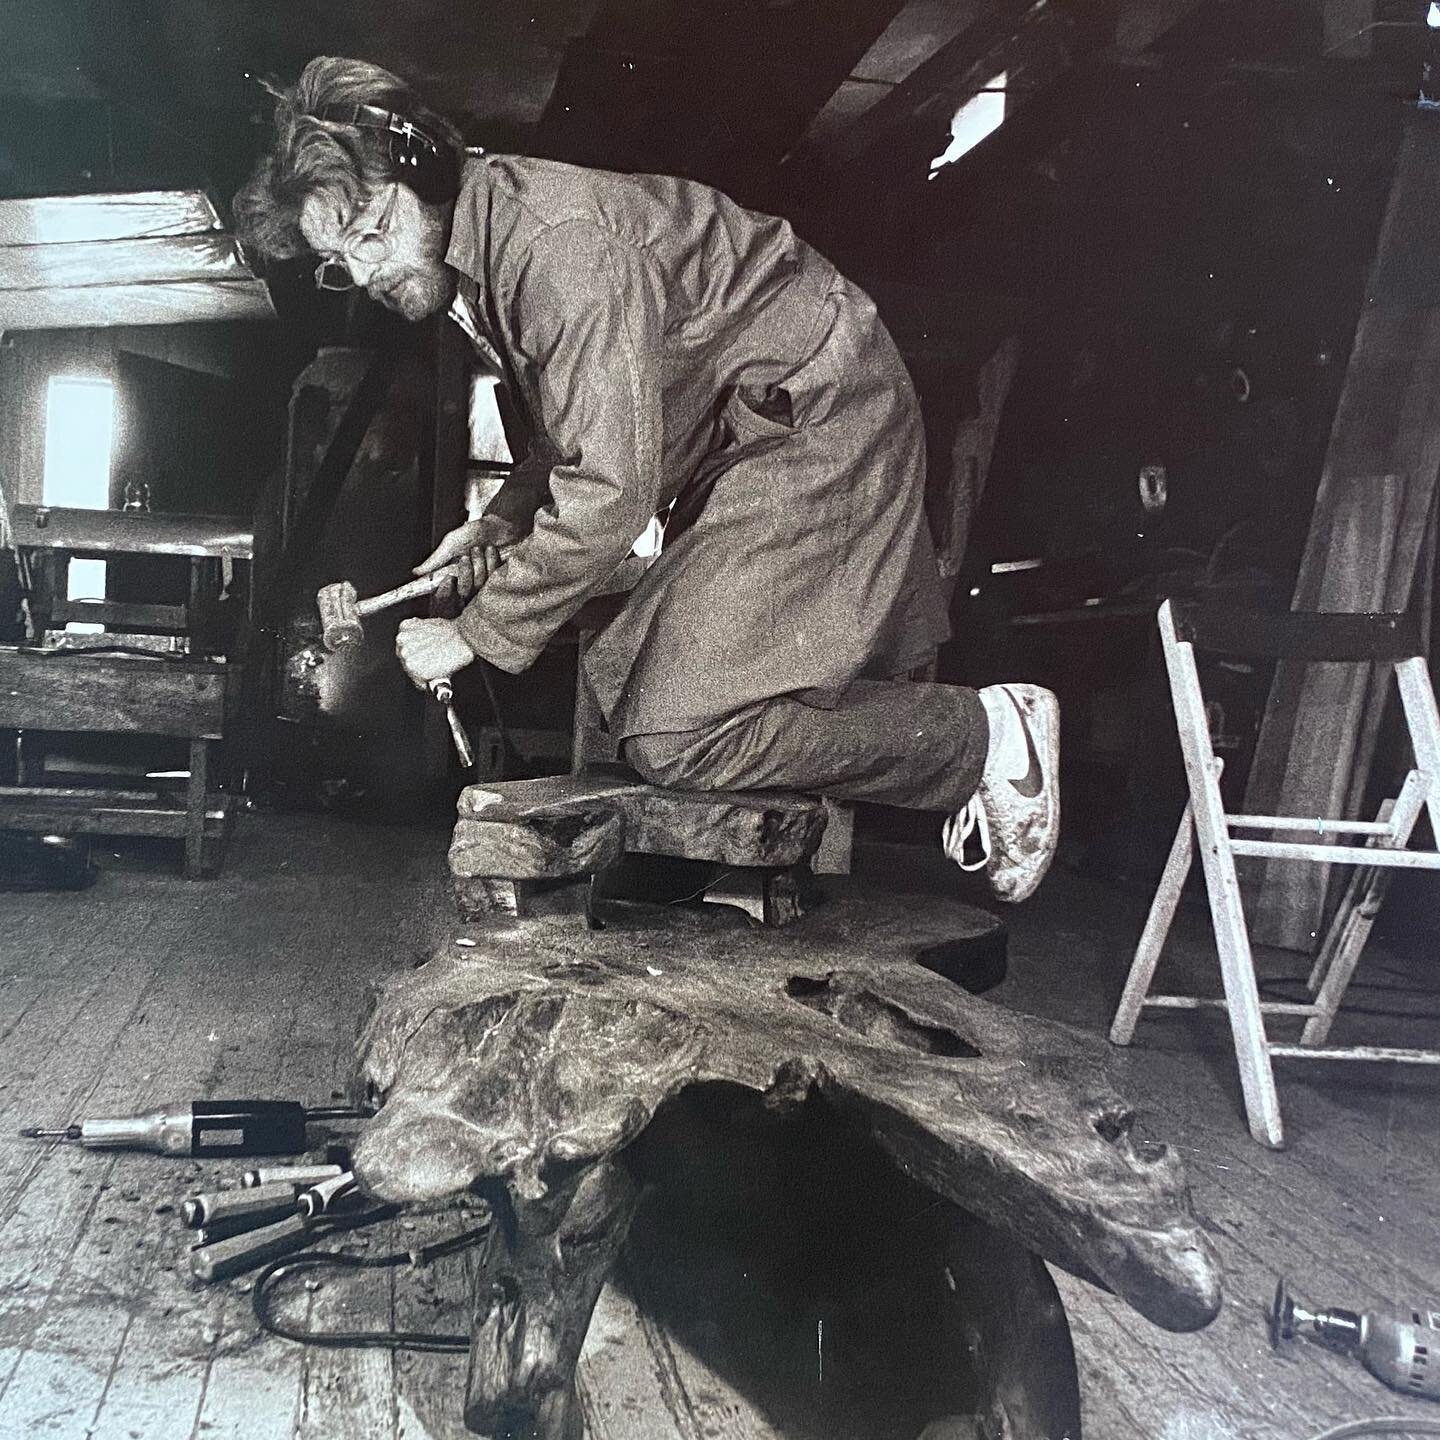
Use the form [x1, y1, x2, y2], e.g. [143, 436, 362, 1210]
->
[444, 155, 988, 809]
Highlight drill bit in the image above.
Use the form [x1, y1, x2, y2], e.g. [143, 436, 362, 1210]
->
[19, 1125, 82, 1141]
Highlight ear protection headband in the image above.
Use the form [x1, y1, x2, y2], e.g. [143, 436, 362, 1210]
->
[314, 101, 461, 205]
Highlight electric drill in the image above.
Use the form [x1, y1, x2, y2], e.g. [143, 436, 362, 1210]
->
[1272, 1277, 1440, 1401]
[19, 1100, 371, 1158]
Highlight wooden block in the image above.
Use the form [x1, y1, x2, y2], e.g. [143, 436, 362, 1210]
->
[811, 797, 855, 875]
[452, 874, 539, 920]
[450, 796, 627, 882]
[701, 867, 810, 927]
[453, 771, 827, 880]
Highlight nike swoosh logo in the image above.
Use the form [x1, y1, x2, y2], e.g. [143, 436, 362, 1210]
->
[1007, 689, 1044, 800]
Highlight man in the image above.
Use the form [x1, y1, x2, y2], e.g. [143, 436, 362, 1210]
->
[234, 55, 1059, 902]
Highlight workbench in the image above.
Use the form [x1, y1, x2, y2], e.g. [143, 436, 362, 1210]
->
[0, 646, 240, 877]
[0, 502, 250, 877]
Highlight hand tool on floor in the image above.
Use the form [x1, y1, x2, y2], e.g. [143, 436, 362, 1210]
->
[1272, 1277, 1440, 1401]
[195, 1216, 286, 1247]
[183, 1181, 301, 1230]
[242, 1162, 345, 1189]
[189, 1173, 376, 1283]
[191, 1211, 317, 1283]
[296, 1169, 358, 1219]
[19, 1099, 372, 1158]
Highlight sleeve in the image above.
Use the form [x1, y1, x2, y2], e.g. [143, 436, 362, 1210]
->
[453, 221, 666, 673]
[480, 454, 550, 533]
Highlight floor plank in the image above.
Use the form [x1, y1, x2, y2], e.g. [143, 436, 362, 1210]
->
[578, 1276, 694, 1440]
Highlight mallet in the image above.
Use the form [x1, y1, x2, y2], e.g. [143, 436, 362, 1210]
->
[315, 570, 476, 768]
[316, 569, 459, 654]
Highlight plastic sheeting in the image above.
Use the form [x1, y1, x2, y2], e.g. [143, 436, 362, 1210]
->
[0, 191, 223, 246]
[1, 233, 248, 289]
[0, 189, 274, 330]
[1, 278, 273, 330]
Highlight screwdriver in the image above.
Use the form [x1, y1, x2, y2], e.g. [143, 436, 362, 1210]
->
[19, 1100, 372, 1158]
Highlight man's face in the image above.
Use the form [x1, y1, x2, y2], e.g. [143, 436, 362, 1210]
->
[300, 182, 455, 322]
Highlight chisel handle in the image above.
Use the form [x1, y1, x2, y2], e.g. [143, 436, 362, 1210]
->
[243, 1163, 345, 1189]
[191, 1213, 314, 1283]
[182, 1181, 299, 1230]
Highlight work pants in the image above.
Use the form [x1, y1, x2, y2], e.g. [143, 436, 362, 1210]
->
[622, 679, 989, 813]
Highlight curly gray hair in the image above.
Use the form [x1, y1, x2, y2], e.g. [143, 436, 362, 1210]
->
[232, 55, 462, 261]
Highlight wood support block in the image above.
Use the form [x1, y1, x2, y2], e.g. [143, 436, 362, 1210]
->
[811, 796, 855, 875]
[448, 768, 829, 920]
[451, 874, 539, 921]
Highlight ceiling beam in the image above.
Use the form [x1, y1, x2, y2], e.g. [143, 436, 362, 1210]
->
[795, 1, 990, 153]
[796, 0, 1055, 169]
[792, 0, 1213, 172]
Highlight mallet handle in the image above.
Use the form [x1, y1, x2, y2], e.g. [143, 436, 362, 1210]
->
[354, 565, 459, 619]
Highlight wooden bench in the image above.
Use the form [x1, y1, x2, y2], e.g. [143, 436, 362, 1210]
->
[448, 765, 831, 924]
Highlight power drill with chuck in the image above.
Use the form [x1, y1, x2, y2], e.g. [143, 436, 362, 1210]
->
[1272, 1277, 1440, 1402]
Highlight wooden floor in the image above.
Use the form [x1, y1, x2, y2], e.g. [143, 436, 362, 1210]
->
[0, 812, 1437, 1440]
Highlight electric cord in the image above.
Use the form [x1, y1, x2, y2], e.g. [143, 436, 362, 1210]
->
[252, 1212, 492, 1353]
[668, 866, 741, 907]
[1306, 1421, 1440, 1439]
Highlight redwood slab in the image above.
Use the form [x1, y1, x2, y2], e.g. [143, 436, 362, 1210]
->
[354, 891, 1221, 1437]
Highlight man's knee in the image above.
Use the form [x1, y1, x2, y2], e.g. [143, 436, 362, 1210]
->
[624, 707, 778, 793]
[622, 731, 705, 790]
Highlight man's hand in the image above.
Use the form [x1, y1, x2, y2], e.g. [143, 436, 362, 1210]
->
[395, 617, 476, 688]
[415, 514, 521, 605]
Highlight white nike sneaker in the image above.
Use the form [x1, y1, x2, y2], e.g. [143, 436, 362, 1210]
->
[943, 683, 1060, 903]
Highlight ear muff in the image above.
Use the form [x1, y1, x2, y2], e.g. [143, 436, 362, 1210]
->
[314, 101, 461, 205]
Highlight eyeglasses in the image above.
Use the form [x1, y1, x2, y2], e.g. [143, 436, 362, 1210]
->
[313, 184, 399, 292]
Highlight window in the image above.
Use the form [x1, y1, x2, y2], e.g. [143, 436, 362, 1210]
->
[43, 376, 115, 509]
[43, 375, 116, 631]
[929, 73, 1007, 179]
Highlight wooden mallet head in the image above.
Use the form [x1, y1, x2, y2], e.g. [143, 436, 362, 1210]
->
[316, 579, 364, 652]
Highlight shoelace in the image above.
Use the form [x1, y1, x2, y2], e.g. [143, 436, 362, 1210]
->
[942, 793, 990, 872]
